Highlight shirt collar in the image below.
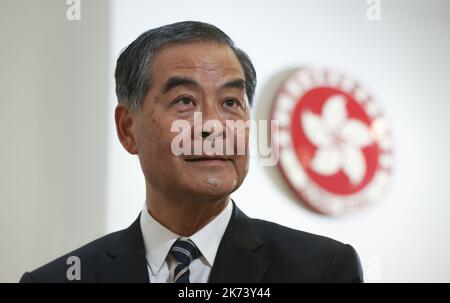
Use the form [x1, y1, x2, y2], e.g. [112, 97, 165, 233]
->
[140, 201, 233, 274]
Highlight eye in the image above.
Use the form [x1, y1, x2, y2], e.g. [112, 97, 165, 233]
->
[177, 97, 194, 105]
[223, 98, 240, 108]
[173, 97, 196, 109]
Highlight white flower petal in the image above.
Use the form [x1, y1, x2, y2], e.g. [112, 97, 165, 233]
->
[311, 146, 341, 176]
[341, 145, 366, 185]
[340, 119, 372, 147]
[301, 111, 333, 147]
[323, 94, 347, 130]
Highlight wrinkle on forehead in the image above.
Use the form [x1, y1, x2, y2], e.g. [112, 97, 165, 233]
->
[168, 64, 242, 75]
[152, 42, 245, 82]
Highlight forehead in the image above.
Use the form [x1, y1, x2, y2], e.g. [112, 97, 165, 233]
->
[150, 41, 245, 85]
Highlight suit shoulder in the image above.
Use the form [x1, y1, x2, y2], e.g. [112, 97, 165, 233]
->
[20, 229, 125, 282]
[250, 218, 362, 282]
[252, 218, 345, 251]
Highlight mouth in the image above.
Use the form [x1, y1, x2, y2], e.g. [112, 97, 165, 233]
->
[183, 155, 232, 165]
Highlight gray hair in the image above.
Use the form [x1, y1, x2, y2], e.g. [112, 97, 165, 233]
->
[115, 21, 257, 112]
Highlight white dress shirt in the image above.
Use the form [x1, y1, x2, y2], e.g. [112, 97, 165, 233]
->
[139, 201, 233, 283]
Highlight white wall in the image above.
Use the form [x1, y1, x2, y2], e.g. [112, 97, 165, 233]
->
[1, 0, 448, 283]
[107, 0, 450, 282]
[0, 0, 110, 282]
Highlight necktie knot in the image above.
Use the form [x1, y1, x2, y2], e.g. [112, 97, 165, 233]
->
[170, 238, 200, 282]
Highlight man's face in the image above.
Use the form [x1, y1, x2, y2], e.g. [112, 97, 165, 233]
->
[133, 41, 250, 200]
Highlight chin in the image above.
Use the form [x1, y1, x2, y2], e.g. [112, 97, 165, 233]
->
[183, 178, 238, 199]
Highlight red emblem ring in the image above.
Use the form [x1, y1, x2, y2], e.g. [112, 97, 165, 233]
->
[271, 67, 393, 215]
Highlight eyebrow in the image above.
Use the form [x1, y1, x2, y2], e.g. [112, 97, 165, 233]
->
[161, 76, 199, 94]
[221, 78, 246, 91]
[161, 76, 246, 94]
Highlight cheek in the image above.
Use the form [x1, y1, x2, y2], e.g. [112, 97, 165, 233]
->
[139, 113, 172, 150]
[234, 155, 249, 179]
[232, 127, 250, 178]
[136, 117, 172, 169]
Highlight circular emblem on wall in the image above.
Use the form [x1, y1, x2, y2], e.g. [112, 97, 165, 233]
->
[271, 67, 393, 215]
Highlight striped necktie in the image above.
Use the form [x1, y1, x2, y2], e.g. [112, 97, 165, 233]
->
[170, 238, 200, 283]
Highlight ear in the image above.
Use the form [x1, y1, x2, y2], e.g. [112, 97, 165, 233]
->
[115, 104, 138, 154]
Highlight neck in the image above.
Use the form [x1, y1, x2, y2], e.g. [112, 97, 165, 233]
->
[145, 185, 230, 237]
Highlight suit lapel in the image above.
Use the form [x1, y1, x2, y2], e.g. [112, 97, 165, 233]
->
[209, 204, 269, 282]
[96, 215, 150, 283]
[95, 204, 270, 283]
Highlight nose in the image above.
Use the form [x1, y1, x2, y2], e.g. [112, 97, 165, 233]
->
[199, 102, 226, 139]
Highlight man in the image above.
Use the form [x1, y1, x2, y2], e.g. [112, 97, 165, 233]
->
[20, 21, 363, 283]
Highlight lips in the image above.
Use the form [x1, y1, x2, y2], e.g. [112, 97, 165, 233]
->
[183, 155, 232, 162]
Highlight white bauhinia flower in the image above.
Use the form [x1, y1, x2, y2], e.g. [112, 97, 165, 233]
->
[301, 95, 373, 185]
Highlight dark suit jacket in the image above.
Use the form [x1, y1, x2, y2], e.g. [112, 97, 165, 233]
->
[20, 204, 363, 283]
